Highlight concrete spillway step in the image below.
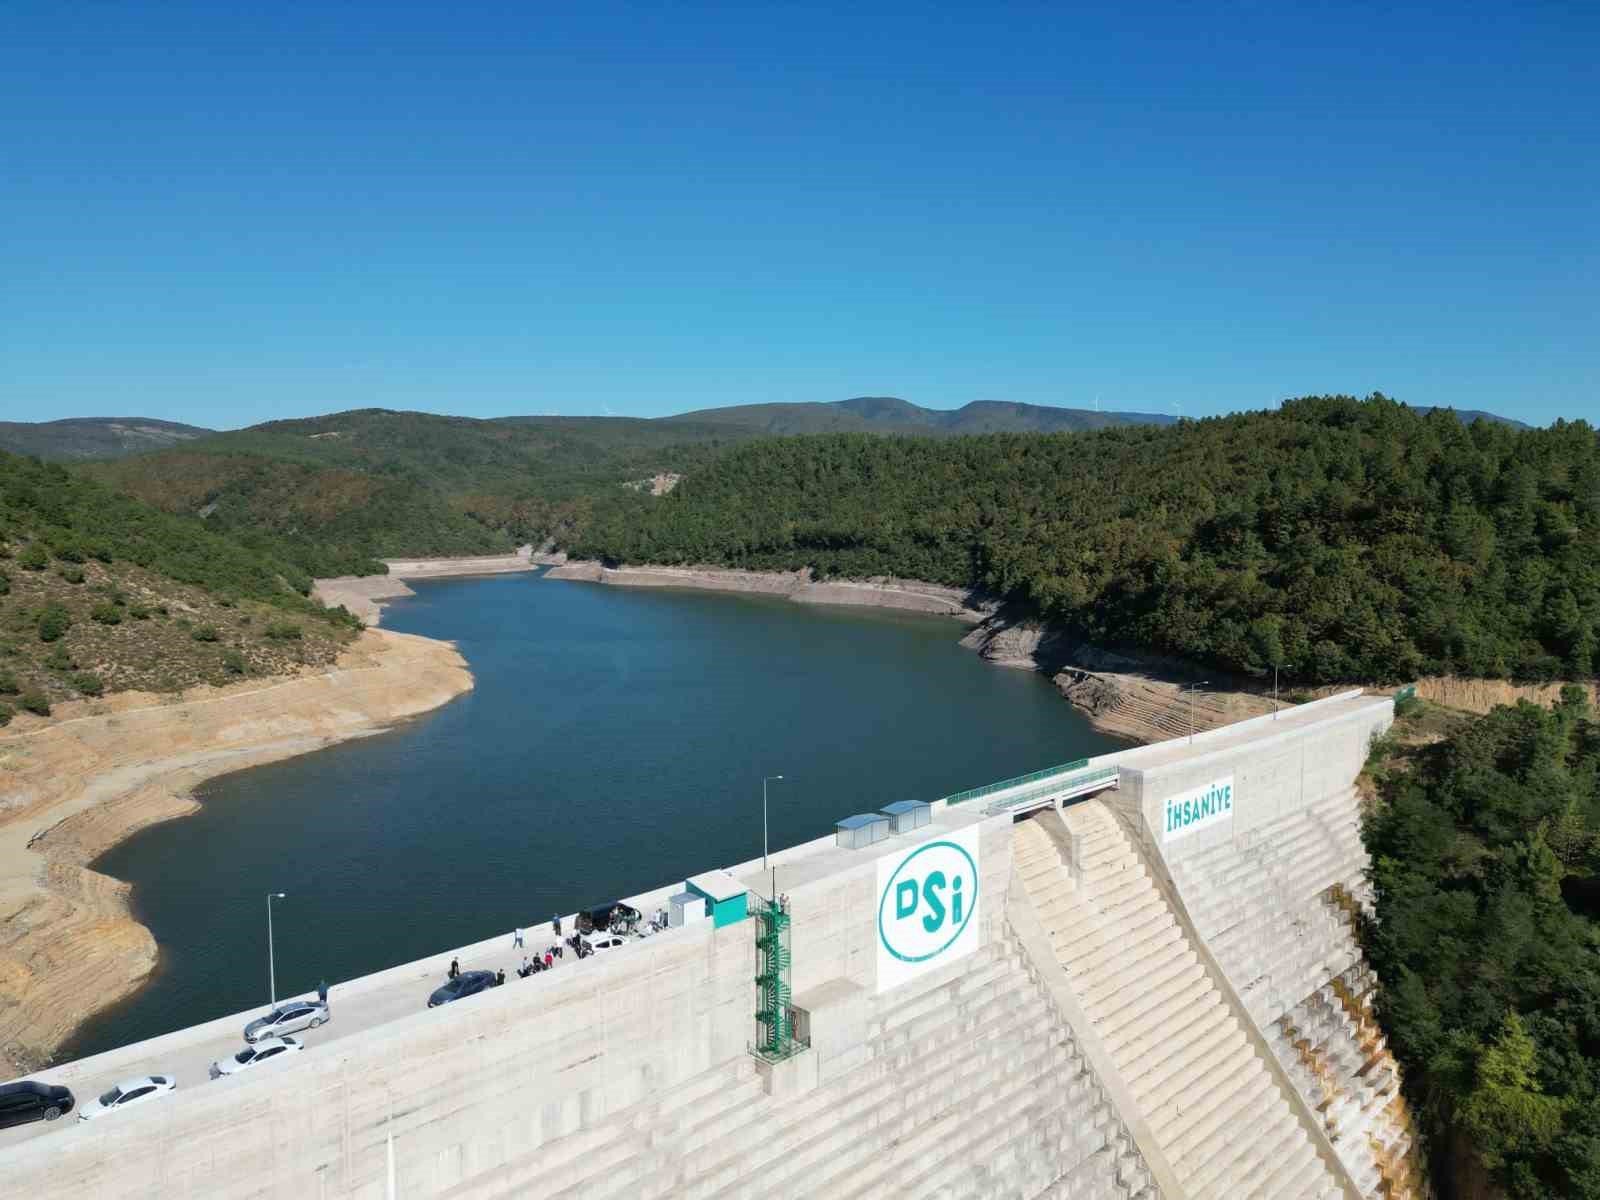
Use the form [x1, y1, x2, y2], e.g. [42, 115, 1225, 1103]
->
[1273, 962, 1432, 1200]
[1171, 787, 1371, 1030]
[1013, 801, 1341, 1200]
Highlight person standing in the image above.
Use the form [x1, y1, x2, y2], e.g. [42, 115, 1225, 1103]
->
[513, 927, 524, 949]
[448, 957, 460, 980]
[553, 913, 562, 937]
[317, 979, 328, 1005]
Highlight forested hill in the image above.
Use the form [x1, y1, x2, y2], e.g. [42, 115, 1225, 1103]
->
[84, 409, 748, 577]
[0, 452, 359, 720]
[570, 395, 1599, 685]
[0, 417, 214, 460]
[1365, 694, 1600, 1196]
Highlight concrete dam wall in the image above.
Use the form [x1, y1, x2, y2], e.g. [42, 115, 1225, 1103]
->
[0, 692, 1426, 1199]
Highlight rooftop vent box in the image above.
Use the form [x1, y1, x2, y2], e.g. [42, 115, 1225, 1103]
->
[880, 799, 930, 835]
[835, 813, 890, 850]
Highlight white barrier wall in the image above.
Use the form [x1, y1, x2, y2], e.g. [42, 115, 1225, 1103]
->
[1111, 691, 1391, 863]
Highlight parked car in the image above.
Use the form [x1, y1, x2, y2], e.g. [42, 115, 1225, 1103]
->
[578, 902, 642, 935]
[577, 931, 627, 957]
[0, 1081, 74, 1128]
[243, 999, 329, 1043]
[76, 1076, 174, 1122]
[428, 970, 500, 1008]
[210, 1036, 303, 1079]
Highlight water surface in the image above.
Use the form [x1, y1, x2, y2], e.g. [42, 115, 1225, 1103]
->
[66, 573, 1124, 1058]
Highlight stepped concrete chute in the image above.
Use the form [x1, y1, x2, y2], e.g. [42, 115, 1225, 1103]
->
[1014, 804, 1345, 1200]
[0, 688, 1425, 1198]
[1104, 690, 1430, 1200]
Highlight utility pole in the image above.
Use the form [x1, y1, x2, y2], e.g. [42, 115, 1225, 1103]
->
[267, 891, 286, 1005]
[762, 775, 784, 870]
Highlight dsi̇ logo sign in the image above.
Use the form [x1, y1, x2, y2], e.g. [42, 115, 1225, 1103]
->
[875, 826, 982, 993]
[1162, 775, 1235, 842]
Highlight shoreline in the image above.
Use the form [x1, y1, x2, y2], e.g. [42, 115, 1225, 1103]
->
[545, 561, 1286, 741]
[313, 547, 547, 625]
[0, 628, 473, 1079]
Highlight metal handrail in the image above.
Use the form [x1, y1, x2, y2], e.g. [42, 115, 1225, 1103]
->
[944, 758, 1090, 806]
[982, 766, 1120, 814]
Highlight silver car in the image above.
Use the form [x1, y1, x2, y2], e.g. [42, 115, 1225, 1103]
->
[243, 999, 329, 1043]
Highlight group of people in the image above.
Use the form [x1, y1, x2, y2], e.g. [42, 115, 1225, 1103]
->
[517, 942, 563, 977]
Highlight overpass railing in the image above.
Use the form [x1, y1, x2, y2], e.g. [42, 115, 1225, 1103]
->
[945, 758, 1090, 807]
[981, 765, 1120, 815]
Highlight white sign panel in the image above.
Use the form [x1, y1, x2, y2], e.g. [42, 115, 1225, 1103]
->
[875, 825, 982, 994]
[1161, 774, 1235, 842]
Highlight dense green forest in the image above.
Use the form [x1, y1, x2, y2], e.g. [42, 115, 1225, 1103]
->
[0, 451, 346, 606]
[1365, 696, 1600, 1196]
[571, 396, 1599, 684]
[0, 451, 359, 715]
[85, 409, 750, 576]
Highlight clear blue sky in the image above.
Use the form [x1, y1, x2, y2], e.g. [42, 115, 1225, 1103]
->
[4, 2, 1595, 428]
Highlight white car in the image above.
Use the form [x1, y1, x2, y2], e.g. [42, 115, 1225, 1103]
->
[76, 1075, 175, 1121]
[210, 1036, 303, 1079]
[578, 932, 627, 956]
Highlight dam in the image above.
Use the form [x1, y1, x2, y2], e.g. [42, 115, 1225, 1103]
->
[0, 690, 1426, 1198]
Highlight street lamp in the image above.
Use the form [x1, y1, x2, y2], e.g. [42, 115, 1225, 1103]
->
[762, 775, 784, 871]
[1186, 682, 1210, 744]
[266, 892, 286, 1006]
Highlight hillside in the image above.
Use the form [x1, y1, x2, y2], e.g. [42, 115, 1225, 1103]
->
[1363, 693, 1600, 1196]
[569, 395, 1600, 686]
[0, 417, 215, 461]
[0, 451, 359, 721]
[83, 409, 750, 576]
[663, 395, 1180, 436]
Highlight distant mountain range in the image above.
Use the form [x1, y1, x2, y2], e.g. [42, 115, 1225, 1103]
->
[657, 396, 1179, 436]
[0, 417, 214, 460]
[0, 399, 1536, 463]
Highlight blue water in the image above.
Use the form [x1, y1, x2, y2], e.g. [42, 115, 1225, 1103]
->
[65, 572, 1124, 1058]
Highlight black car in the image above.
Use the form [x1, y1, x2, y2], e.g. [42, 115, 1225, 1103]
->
[428, 970, 500, 1008]
[0, 1081, 75, 1128]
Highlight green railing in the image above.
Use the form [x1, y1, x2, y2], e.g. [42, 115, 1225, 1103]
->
[945, 758, 1090, 807]
[981, 765, 1120, 813]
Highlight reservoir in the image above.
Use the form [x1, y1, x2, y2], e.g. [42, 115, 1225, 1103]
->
[64, 572, 1125, 1060]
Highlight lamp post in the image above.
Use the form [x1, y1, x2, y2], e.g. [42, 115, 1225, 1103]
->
[1186, 682, 1210, 744]
[762, 775, 784, 871]
[267, 892, 286, 1005]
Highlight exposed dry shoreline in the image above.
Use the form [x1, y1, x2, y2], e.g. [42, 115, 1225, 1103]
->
[0, 628, 472, 1078]
[314, 547, 546, 625]
[545, 561, 1285, 741]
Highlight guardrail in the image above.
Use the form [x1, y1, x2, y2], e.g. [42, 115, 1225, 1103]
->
[982, 766, 1121, 815]
[945, 758, 1090, 807]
